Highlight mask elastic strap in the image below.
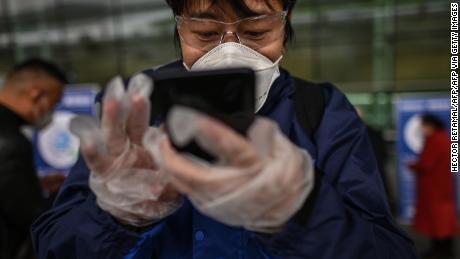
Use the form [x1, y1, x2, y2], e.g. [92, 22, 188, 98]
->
[183, 62, 191, 71]
[274, 55, 284, 65]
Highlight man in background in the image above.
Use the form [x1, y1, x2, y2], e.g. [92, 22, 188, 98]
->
[0, 59, 66, 259]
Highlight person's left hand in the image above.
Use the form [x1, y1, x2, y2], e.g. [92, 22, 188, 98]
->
[146, 106, 315, 233]
[71, 75, 182, 227]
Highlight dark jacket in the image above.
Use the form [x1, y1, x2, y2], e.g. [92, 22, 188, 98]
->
[32, 61, 417, 259]
[0, 104, 46, 259]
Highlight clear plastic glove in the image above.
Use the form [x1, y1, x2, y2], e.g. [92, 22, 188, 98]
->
[70, 74, 182, 227]
[147, 106, 314, 233]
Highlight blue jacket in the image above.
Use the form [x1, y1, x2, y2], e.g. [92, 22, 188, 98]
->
[31, 61, 417, 259]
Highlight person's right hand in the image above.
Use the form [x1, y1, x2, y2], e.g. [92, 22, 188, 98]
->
[70, 74, 182, 227]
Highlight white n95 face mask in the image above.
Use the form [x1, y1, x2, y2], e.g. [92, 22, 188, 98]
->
[184, 42, 283, 112]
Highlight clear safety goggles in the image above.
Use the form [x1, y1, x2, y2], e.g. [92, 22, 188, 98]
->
[175, 11, 288, 52]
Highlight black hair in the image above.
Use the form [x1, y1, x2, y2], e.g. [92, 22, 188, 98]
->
[421, 114, 446, 130]
[7, 58, 68, 85]
[165, 0, 297, 45]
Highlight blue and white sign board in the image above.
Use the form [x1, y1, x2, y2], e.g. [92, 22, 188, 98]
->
[395, 95, 453, 223]
[33, 85, 99, 177]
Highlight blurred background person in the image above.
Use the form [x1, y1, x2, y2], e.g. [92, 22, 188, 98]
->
[409, 114, 457, 259]
[0, 59, 66, 259]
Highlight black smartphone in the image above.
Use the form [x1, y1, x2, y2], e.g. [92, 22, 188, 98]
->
[151, 68, 255, 162]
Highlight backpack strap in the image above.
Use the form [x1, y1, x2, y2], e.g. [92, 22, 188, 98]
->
[291, 78, 326, 227]
[293, 77, 326, 139]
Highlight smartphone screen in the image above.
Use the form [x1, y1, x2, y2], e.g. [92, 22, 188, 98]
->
[151, 68, 255, 161]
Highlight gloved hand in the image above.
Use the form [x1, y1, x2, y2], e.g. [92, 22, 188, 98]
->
[147, 106, 315, 233]
[70, 74, 182, 227]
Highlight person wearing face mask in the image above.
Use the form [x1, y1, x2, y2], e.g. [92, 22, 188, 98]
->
[32, 1, 417, 258]
[0, 59, 66, 259]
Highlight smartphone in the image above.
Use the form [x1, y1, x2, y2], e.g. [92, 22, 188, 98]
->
[151, 68, 255, 162]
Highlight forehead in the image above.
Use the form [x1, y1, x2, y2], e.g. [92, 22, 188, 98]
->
[183, 0, 284, 21]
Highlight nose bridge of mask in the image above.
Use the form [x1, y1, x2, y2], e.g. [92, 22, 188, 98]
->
[192, 42, 274, 70]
